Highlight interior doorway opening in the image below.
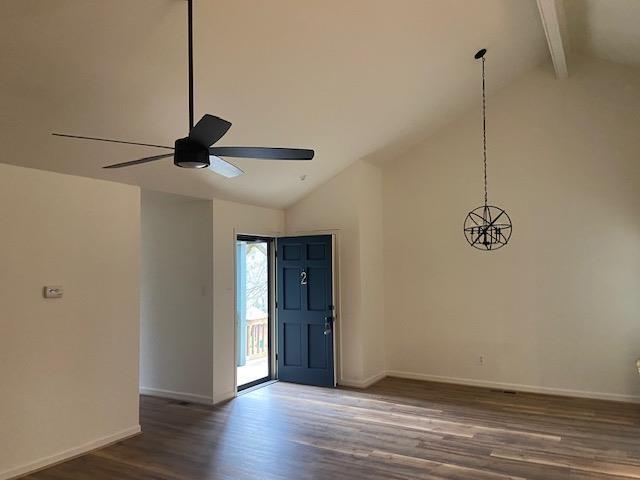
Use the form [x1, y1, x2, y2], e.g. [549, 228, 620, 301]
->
[236, 235, 273, 391]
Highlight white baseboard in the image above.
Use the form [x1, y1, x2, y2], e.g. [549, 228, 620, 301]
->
[386, 370, 640, 404]
[140, 386, 214, 405]
[0, 425, 140, 480]
[339, 371, 387, 389]
[213, 389, 236, 404]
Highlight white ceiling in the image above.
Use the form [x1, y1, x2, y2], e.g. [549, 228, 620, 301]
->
[0, 0, 549, 208]
[565, 0, 640, 66]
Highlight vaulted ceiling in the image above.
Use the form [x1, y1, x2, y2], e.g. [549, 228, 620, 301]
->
[0, 1, 588, 208]
[565, 0, 640, 66]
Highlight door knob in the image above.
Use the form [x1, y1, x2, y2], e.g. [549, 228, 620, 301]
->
[323, 316, 334, 335]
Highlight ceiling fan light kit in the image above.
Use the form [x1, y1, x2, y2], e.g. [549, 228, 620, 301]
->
[174, 136, 212, 169]
[463, 48, 512, 251]
[51, 0, 314, 178]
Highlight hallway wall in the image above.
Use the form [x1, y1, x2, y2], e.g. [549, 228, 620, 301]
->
[140, 189, 214, 404]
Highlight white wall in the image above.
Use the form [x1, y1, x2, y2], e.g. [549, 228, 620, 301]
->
[383, 56, 640, 401]
[357, 163, 386, 381]
[212, 199, 284, 402]
[0, 164, 140, 479]
[286, 160, 386, 386]
[140, 190, 213, 404]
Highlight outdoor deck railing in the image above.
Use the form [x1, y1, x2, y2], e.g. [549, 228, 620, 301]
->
[246, 317, 268, 360]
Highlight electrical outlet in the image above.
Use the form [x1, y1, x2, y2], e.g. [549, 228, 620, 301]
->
[43, 286, 63, 299]
[478, 354, 485, 366]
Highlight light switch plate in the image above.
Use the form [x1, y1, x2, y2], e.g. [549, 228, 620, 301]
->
[43, 286, 63, 298]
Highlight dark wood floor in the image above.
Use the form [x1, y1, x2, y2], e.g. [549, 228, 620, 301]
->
[25, 378, 640, 479]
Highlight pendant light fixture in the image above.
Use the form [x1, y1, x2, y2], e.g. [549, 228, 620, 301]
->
[463, 49, 512, 251]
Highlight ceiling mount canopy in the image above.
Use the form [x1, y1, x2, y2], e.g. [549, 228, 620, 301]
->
[51, 0, 314, 178]
[463, 48, 512, 251]
[474, 48, 487, 59]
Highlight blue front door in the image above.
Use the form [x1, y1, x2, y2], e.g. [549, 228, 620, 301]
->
[277, 235, 334, 387]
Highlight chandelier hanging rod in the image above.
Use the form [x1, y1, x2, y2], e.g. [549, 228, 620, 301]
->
[475, 48, 488, 207]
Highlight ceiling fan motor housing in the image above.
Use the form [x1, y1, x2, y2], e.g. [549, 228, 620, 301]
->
[174, 137, 209, 168]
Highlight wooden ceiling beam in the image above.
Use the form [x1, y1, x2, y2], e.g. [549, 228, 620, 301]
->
[536, 0, 569, 78]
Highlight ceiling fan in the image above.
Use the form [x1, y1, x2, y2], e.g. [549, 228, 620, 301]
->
[51, 0, 314, 178]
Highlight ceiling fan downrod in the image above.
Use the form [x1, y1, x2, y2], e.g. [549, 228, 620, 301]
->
[187, 0, 194, 132]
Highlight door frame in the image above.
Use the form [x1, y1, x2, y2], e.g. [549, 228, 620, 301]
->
[275, 231, 340, 387]
[235, 234, 275, 392]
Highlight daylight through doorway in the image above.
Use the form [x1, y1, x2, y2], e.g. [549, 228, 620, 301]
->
[236, 236, 272, 390]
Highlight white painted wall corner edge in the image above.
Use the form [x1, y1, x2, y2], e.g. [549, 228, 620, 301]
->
[0, 425, 141, 480]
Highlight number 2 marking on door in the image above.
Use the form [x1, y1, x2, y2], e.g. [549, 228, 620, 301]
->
[300, 271, 307, 286]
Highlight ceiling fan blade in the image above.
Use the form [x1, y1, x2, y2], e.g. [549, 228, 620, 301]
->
[209, 147, 314, 160]
[208, 156, 244, 178]
[103, 153, 174, 169]
[188, 114, 232, 147]
[52, 133, 174, 150]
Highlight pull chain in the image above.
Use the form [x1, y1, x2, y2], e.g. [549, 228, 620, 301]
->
[482, 56, 487, 207]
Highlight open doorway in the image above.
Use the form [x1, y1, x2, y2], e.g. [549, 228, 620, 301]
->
[236, 235, 273, 391]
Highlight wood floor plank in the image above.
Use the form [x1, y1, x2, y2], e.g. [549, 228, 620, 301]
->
[23, 378, 640, 480]
[491, 449, 640, 478]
